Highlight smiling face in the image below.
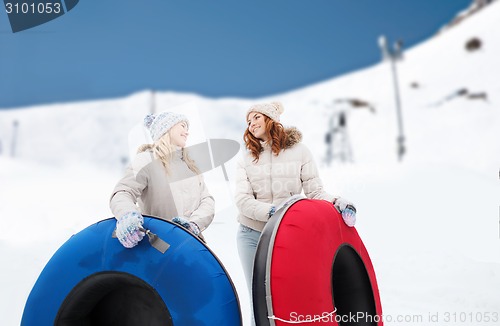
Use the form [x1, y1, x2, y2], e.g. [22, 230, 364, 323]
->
[169, 121, 189, 148]
[247, 111, 268, 141]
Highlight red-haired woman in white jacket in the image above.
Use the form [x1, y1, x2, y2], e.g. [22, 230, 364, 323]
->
[235, 101, 356, 325]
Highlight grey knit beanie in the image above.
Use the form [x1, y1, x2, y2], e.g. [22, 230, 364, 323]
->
[144, 111, 189, 142]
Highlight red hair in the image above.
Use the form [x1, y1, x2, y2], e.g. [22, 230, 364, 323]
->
[244, 115, 288, 162]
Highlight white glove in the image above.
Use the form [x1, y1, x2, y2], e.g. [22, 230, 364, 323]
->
[333, 197, 356, 227]
[172, 216, 201, 236]
[116, 211, 145, 248]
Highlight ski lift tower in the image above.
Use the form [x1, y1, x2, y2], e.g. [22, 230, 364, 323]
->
[323, 102, 353, 165]
[378, 35, 406, 161]
[11, 119, 19, 158]
[150, 90, 157, 114]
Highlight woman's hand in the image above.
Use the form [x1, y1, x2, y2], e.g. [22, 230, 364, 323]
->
[172, 216, 201, 236]
[333, 197, 357, 227]
[116, 211, 145, 248]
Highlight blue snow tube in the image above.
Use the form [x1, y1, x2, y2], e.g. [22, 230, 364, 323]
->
[21, 217, 242, 326]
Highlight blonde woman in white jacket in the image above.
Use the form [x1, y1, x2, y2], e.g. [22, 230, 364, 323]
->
[235, 102, 356, 325]
[110, 111, 214, 248]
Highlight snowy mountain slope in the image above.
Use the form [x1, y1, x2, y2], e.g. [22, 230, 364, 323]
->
[273, 0, 500, 175]
[1, 2, 499, 325]
[440, 0, 498, 33]
[1, 0, 499, 173]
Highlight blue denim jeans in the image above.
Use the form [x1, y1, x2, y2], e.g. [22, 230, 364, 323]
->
[236, 224, 261, 326]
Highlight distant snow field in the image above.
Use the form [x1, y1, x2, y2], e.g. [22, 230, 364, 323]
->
[1, 1, 500, 325]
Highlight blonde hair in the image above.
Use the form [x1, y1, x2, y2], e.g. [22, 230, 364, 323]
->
[137, 132, 200, 175]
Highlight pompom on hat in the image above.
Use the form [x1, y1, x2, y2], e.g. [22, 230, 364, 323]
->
[144, 111, 189, 142]
[246, 101, 284, 122]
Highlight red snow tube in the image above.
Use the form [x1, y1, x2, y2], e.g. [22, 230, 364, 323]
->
[253, 198, 383, 326]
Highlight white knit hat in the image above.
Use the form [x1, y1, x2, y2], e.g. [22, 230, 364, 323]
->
[246, 101, 284, 122]
[144, 111, 189, 142]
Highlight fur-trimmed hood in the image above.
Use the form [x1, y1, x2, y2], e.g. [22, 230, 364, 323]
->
[284, 126, 302, 149]
[256, 126, 302, 151]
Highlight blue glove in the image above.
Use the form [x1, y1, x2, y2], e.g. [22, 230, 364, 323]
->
[172, 216, 201, 236]
[116, 211, 145, 248]
[268, 206, 276, 218]
[333, 197, 356, 227]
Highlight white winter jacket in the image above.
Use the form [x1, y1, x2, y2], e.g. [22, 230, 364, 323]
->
[110, 150, 215, 232]
[235, 127, 335, 232]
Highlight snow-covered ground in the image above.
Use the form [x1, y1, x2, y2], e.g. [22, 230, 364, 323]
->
[1, 1, 499, 325]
